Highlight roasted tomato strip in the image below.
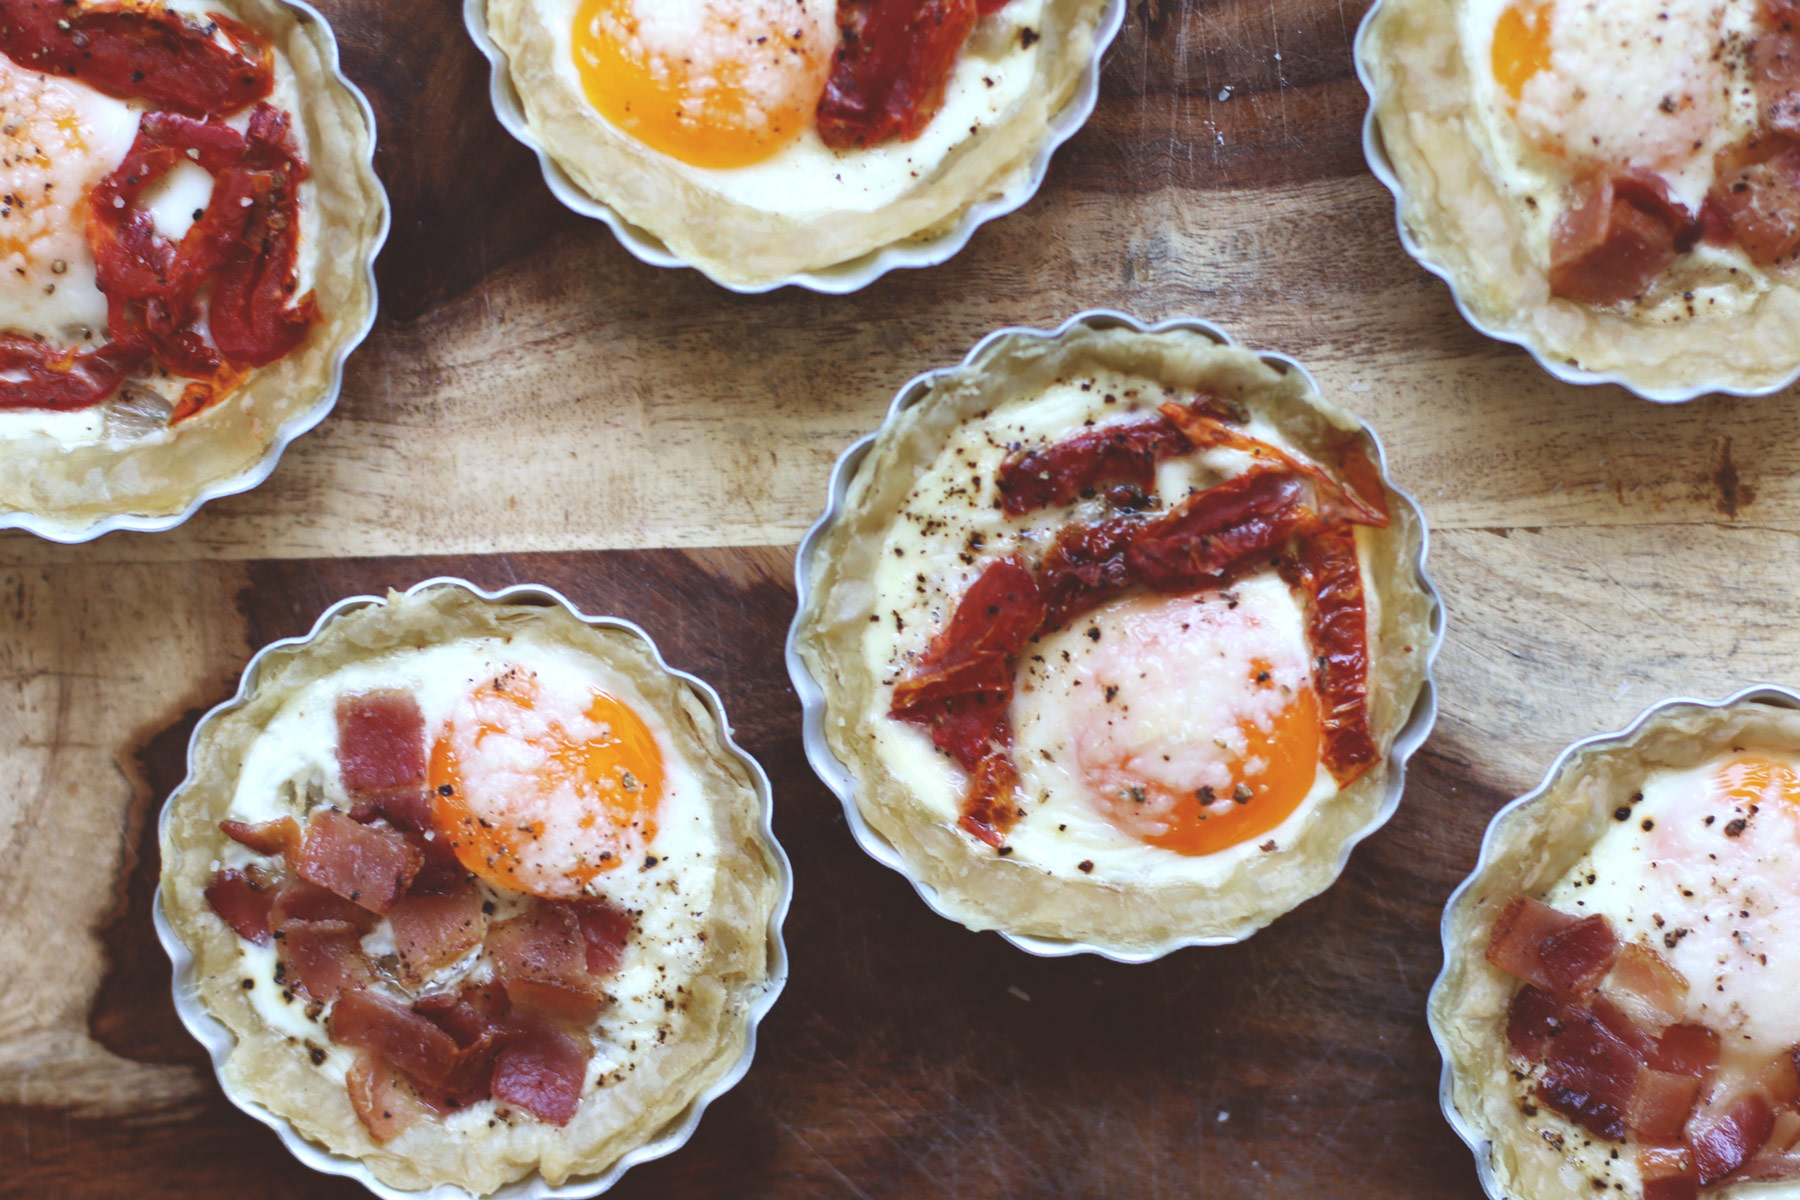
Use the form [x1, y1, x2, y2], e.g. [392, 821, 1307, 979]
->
[998, 414, 1192, 515]
[1283, 525, 1378, 786]
[817, 0, 980, 149]
[0, 337, 147, 411]
[0, 0, 274, 118]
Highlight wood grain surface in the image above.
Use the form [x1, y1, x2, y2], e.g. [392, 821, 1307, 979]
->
[2, 0, 1796, 1196]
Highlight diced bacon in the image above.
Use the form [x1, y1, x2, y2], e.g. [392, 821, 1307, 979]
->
[488, 904, 608, 1023]
[490, 1016, 591, 1127]
[297, 809, 423, 915]
[1550, 173, 1697, 305]
[1756, 29, 1800, 136]
[327, 988, 467, 1091]
[1705, 145, 1800, 266]
[336, 691, 427, 798]
[1126, 470, 1315, 593]
[1486, 897, 1619, 997]
[1601, 943, 1689, 1036]
[574, 903, 632, 977]
[270, 878, 375, 1003]
[219, 816, 301, 867]
[348, 789, 436, 835]
[346, 1052, 418, 1144]
[413, 983, 511, 1049]
[1589, 994, 1659, 1059]
[1689, 1092, 1776, 1185]
[1630, 1068, 1705, 1143]
[997, 415, 1191, 515]
[1650, 1024, 1721, 1079]
[389, 879, 485, 987]
[1639, 1144, 1700, 1200]
[204, 868, 274, 946]
[1506, 984, 1564, 1061]
[1739, 1109, 1800, 1181]
[1536, 1005, 1644, 1140]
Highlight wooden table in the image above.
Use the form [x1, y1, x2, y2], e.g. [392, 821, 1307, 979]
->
[3, 0, 1793, 1195]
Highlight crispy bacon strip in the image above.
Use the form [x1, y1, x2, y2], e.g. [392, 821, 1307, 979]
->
[297, 809, 424, 915]
[1690, 1093, 1777, 1185]
[220, 816, 301, 867]
[328, 988, 468, 1092]
[204, 868, 274, 946]
[389, 878, 485, 987]
[346, 1052, 419, 1144]
[1486, 897, 1619, 996]
[488, 903, 611, 1023]
[490, 1015, 590, 1127]
[0, 0, 274, 118]
[337, 690, 429, 800]
[1704, 145, 1800, 267]
[574, 902, 632, 977]
[1639, 1145, 1700, 1200]
[1537, 1003, 1643, 1140]
[1549, 172, 1698, 306]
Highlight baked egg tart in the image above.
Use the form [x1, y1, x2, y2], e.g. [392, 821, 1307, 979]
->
[0, 0, 385, 539]
[790, 315, 1441, 959]
[158, 581, 788, 1196]
[1433, 688, 1800, 1200]
[472, 0, 1119, 290]
[1359, 0, 1800, 399]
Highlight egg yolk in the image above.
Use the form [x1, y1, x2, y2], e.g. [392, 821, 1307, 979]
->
[428, 671, 664, 899]
[1714, 754, 1800, 809]
[1491, 0, 1552, 102]
[1086, 662, 1323, 856]
[571, 0, 835, 169]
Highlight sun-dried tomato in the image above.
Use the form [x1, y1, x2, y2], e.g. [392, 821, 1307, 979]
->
[0, 0, 272, 118]
[1283, 525, 1379, 786]
[1127, 469, 1315, 593]
[817, 0, 980, 150]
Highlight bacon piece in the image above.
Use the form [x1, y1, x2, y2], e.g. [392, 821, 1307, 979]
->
[328, 988, 467, 1091]
[997, 415, 1191, 515]
[574, 903, 632, 977]
[1535, 1004, 1643, 1140]
[1650, 1024, 1720, 1078]
[1739, 1108, 1800, 1181]
[890, 559, 1043, 771]
[0, 0, 274, 118]
[336, 690, 428, 800]
[817, 0, 979, 150]
[1639, 1145, 1700, 1200]
[1704, 145, 1800, 266]
[1756, 28, 1800, 136]
[1601, 943, 1688, 1036]
[1506, 984, 1564, 1061]
[208, 106, 321, 366]
[1127, 470, 1314, 592]
[297, 809, 423, 915]
[414, 982, 512, 1048]
[1631, 1068, 1705, 1144]
[489, 904, 609, 1023]
[220, 816, 301, 867]
[1689, 1092, 1776, 1185]
[1550, 172, 1698, 306]
[490, 1015, 591, 1127]
[271, 878, 375, 1003]
[346, 1052, 418, 1144]
[1486, 897, 1619, 996]
[1285, 525, 1378, 786]
[1158, 405, 1390, 528]
[204, 868, 275, 946]
[389, 878, 485, 987]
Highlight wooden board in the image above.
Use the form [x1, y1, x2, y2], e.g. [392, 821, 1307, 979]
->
[2, 0, 1797, 1196]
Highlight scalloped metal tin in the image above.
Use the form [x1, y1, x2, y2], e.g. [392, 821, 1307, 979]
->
[0, 0, 391, 543]
[1352, 2, 1800, 405]
[785, 309, 1446, 963]
[1426, 684, 1800, 1199]
[461, 0, 1125, 295]
[154, 577, 793, 1200]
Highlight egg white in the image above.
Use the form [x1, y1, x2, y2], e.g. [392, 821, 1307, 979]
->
[218, 631, 721, 1118]
[549, 0, 1049, 216]
[860, 367, 1374, 887]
